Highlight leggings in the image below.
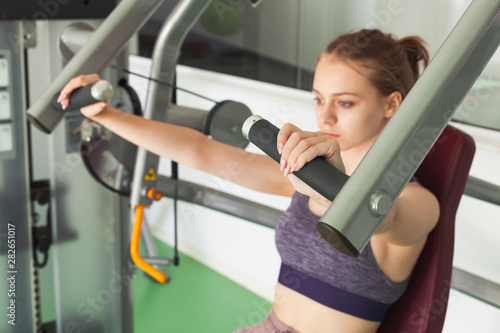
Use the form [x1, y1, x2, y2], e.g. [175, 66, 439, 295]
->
[232, 310, 300, 333]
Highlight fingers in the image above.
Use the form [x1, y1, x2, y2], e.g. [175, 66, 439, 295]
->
[277, 122, 300, 154]
[283, 134, 332, 175]
[57, 74, 101, 110]
[278, 123, 342, 176]
[277, 123, 301, 174]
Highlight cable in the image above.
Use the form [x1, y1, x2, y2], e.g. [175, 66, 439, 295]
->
[171, 73, 180, 266]
[111, 65, 219, 104]
[172, 161, 180, 266]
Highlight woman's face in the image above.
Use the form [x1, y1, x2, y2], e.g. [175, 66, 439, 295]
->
[313, 58, 397, 153]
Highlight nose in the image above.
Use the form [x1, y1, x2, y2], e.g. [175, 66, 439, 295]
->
[317, 105, 337, 126]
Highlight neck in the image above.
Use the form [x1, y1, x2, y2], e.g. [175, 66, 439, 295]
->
[342, 140, 376, 176]
[342, 124, 388, 175]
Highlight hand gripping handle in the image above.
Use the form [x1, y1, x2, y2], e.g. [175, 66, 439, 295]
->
[242, 115, 348, 201]
[51, 80, 114, 112]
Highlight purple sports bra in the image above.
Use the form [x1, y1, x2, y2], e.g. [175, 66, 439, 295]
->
[275, 191, 411, 322]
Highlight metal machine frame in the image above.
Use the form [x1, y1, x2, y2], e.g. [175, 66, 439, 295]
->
[0, 21, 36, 333]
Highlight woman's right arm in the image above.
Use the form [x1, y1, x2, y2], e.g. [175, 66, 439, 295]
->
[59, 75, 294, 197]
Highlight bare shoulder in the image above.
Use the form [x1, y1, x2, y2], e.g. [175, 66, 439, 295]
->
[371, 182, 440, 281]
[400, 181, 440, 234]
[375, 181, 440, 247]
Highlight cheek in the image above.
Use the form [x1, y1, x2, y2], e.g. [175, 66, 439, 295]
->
[359, 106, 387, 130]
[339, 111, 385, 146]
[340, 113, 366, 134]
[335, 117, 362, 148]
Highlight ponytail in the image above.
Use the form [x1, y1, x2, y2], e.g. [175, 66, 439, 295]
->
[399, 36, 430, 82]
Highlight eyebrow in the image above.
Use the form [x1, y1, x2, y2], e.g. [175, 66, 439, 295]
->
[312, 88, 359, 97]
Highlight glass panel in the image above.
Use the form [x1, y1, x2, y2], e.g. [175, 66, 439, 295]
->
[138, 0, 500, 133]
[139, 0, 307, 89]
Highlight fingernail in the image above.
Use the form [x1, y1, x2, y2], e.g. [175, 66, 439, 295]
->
[57, 95, 61, 103]
[277, 142, 283, 155]
[280, 158, 286, 172]
[62, 104, 66, 110]
[284, 165, 290, 176]
[101, 102, 107, 108]
[290, 163, 298, 173]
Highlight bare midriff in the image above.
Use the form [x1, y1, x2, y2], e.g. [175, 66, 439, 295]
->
[272, 283, 382, 333]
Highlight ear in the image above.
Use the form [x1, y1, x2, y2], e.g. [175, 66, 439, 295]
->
[385, 91, 402, 118]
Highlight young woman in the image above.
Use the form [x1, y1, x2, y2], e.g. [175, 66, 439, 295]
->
[58, 29, 439, 333]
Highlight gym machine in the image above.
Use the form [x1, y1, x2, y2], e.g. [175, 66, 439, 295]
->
[1, 0, 500, 332]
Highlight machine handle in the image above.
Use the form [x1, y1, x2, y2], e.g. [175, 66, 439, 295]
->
[130, 205, 168, 284]
[51, 80, 113, 112]
[242, 115, 349, 201]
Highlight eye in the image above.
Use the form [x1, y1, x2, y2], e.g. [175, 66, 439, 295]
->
[313, 97, 324, 105]
[338, 101, 353, 108]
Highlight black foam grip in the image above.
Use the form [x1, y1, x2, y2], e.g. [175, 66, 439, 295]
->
[247, 118, 349, 201]
[51, 84, 100, 112]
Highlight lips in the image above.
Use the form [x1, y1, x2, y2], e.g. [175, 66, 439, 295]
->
[324, 132, 339, 138]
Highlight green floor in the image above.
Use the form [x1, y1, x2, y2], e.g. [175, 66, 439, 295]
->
[133, 239, 272, 333]
[39, 238, 270, 332]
